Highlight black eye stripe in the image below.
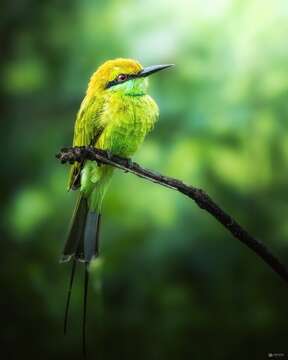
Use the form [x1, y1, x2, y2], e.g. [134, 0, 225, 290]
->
[105, 73, 138, 89]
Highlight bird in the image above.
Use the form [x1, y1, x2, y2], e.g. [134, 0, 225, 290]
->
[60, 58, 173, 356]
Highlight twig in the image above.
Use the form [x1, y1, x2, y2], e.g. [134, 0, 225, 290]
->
[56, 146, 288, 284]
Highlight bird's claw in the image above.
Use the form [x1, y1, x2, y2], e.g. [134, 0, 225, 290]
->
[96, 150, 113, 167]
[123, 158, 132, 172]
[126, 158, 132, 167]
[106, 150, 113, 160]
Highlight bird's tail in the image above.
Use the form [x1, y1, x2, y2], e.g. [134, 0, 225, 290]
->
[60, 195, 102, 358]
[61, 196, 102, 263]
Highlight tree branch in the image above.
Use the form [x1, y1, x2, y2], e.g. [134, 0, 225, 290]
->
[56, 146, 288, 284]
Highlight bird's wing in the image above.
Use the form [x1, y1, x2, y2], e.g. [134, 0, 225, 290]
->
[68, 95, 105, 190]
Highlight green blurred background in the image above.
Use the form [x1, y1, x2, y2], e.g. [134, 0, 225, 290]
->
[1, 0, 288, 359]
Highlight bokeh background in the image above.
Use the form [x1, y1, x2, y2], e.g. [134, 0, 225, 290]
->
[1, 0, 288, 359]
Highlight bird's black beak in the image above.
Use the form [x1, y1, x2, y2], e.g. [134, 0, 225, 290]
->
[137, 64, 174, 78]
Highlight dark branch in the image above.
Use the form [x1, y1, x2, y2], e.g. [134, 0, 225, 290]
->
[56, 146, 288, 284]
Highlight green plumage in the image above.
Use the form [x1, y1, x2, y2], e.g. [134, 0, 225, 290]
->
[61, 59, 172, 354]
[79, 92, 158, 212]
[62, 58, 159, 263]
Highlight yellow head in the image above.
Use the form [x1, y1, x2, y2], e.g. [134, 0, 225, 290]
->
[87, 58, 173, 97]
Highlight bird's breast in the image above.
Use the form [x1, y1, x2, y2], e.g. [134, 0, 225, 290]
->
[96, 95, 158, 157]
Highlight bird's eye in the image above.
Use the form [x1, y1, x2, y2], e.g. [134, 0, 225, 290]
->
[117, 74, 128, 82]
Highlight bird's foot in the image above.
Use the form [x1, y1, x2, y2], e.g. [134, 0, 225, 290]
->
[106, 150, 113, 160]
[123, 157, 133, 172]
[126, 158, 133, 167]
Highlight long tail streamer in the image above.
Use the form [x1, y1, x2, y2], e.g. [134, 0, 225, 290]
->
[82, 262, 89, 358]
[64, 259, 77, 334]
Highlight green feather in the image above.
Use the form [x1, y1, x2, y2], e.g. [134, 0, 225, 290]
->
[71, 77, 158, 212]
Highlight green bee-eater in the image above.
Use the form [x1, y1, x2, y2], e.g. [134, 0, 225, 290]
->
[61, 58, 173, 354]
